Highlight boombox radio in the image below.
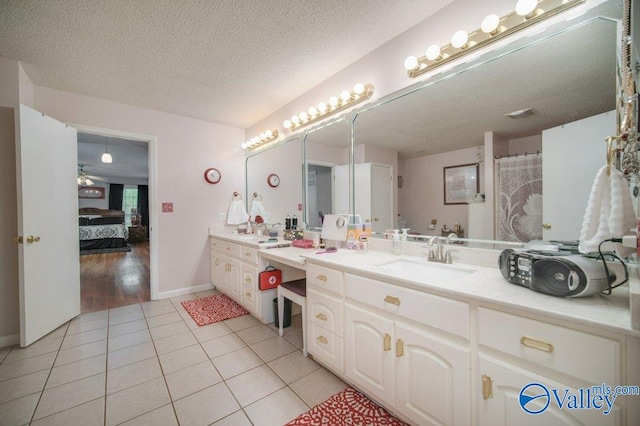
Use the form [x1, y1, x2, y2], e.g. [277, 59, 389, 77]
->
[498, 249, 611, 297]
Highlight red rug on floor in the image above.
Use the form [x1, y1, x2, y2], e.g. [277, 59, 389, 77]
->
[181, 294, 248, 326]
[286, 387, 408, 425]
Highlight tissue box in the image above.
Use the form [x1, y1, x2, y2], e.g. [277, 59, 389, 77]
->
[292, 239, 314, 248]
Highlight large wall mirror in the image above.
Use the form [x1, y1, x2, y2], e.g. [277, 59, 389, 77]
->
[245, 136, 303, 226]
[303, 118, 350, 230]
[352, 0, 621, 243]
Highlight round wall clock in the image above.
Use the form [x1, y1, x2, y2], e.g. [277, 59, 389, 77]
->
[267, 173, 280, 188]
[204, 168, 221, 184]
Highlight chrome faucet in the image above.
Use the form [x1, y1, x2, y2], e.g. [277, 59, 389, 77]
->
[427, 236, 452, 264]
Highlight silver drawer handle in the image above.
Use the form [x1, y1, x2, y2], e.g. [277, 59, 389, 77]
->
[520, 336, 554, 353]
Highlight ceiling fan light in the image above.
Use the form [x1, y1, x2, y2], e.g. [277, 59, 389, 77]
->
[101, 151, 112, 163]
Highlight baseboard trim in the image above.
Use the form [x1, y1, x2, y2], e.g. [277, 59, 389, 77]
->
[156, 283, 214, 300]
[0, 333, 19, 349]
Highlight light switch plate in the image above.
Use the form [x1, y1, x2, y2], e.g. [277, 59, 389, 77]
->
[217, 212, 226, 221]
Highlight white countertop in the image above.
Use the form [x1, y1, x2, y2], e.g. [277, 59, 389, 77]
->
[209, 229, 639, 337]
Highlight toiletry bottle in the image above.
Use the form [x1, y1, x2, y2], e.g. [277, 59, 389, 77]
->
[357, 235, 369, 254]
[401, 228, 409, 241]
[392, 229, 401, 255]
[292, 215, 298, 230]
[285, 215, 291, 230]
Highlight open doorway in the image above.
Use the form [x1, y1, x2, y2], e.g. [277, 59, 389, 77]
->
[77, 131, 152, 313]
[307, 163, 333, 229]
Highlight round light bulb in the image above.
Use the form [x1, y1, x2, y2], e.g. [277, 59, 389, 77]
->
[404, 56, 419, 71]
[259, 133, 266, 140]
[340, 90, 351, 102]
[253, 137, 260, 144]
[318, 102, 327, 113]
[451, 30, 469, 49]
[265, 130, 273, 138]
[291, 115, 300, 124]
[308, 106, 318, 116]
[329, 96, 339, 107]
[481, 14, 500, 34]
[300, 112, 309, 121]
[241, 142, 247, 149]
[516, 0, 538, 17]
[425, 45, 441, 61]
[284, 120, 291, 129]
[353, 83, 365, 95]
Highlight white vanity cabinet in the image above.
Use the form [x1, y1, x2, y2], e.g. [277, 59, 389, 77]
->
[477, 307, 622, 425]
[210, 238, 261, 318]
[306, 263, 345, 373]
[344, 273, 471, 426]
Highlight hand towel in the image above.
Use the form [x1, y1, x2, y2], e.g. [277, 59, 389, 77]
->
[227, 200, 249, 225]
[579, 165, 636, 257]
[250, 200, 268, 220]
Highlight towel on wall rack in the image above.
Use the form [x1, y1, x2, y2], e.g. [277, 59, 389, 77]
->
[227, 193, 249, 225]
[578, 165, 636, 257]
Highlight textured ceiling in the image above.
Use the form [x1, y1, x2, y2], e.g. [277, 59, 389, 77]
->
[0, 0, 453, 128]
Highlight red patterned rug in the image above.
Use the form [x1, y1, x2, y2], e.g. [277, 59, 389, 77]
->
[181, 294, 248, 326]
[286, 387, 408, 425]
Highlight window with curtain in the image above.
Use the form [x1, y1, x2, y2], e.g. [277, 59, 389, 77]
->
[122, 186, 139, 226]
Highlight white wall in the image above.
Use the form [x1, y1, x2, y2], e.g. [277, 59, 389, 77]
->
[399, 146, 481, 236]
[33, 86, 245, 298]
[509, 134, 542, 155]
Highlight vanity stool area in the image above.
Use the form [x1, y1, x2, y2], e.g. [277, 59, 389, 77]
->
[210, 230, 640, 425]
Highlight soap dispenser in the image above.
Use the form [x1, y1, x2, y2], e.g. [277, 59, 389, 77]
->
[401, 228, 410, 242]
[392, 230, 401, 255]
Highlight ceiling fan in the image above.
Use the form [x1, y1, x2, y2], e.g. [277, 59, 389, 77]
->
[77, 164, 108, 186]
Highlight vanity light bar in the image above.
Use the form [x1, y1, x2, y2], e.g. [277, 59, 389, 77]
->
[241, 129, 279, 151]
[404, 0, 584, 78]
[283, 83, 374, 131]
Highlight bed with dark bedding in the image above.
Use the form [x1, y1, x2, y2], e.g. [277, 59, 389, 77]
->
[79, 208, 129, 252]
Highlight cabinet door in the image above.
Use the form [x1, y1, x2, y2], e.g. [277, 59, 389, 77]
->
[211, 253, 223, 286]
[395, 321, 471, 426]
[226, 258, 242, 301]
[345, 303, 395, 404]
[478, 354, 619, 426]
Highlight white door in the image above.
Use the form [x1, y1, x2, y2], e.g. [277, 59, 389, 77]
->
[332, 164, 350, 215]
[345, 303, 395, 404]
[477, 354, 619, 426]
[395, 321, 471, 426]
[542, 111, 615, 240]
[16, 105, 80, 347]
[370, 164, 393, 234]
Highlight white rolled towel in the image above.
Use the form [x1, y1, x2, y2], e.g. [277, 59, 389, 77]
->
[227, 200, 249, 225]
[579, 165, 636, 257]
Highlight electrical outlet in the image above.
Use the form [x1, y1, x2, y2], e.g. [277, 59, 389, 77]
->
[217, 212, 226, 221]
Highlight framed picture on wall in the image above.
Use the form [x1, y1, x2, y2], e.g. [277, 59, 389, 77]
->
[78, 186, 105, 199]
[443, 163, 479, 205]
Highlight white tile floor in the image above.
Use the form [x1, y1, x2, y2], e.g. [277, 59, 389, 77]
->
[0, 289, 348, 426]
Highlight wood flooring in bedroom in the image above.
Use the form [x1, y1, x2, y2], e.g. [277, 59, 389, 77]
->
[80, 241, 150, 313]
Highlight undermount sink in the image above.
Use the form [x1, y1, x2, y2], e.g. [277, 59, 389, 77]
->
[376, 258, 475, 282]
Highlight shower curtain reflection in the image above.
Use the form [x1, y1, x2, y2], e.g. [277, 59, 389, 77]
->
[495, 154, 543, 242]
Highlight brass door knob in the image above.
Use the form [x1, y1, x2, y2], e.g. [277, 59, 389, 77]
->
[13, 236, 23, 244]
[26, 235, 41, 244]
[542, 223, 551, 230]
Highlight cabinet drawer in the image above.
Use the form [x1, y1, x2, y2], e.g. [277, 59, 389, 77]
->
[308, 288, 343, 337]
[307, 264, 344, 296]
[241, 246, 258, 265]
[477, 308, 620, 385]
[345, 273, 469, 339]
[309, 323, 344, 373]
[219, 241, 242, 258]
[241, 267, 257, 289]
